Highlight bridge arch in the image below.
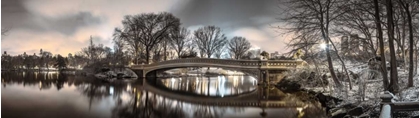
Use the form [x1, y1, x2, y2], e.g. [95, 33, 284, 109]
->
[131, 58, 306, 81]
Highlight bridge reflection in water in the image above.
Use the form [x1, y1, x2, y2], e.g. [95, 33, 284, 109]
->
[2, 72, 326, 118]
[160, 76, 258, 97]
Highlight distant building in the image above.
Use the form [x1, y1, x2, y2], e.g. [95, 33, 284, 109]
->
[341, 34, 363, 56]
[248, 48, 261, 59]
[341, 36, 349, 52]
[270, 51, 280, 59]
[349, 34, 361, 53]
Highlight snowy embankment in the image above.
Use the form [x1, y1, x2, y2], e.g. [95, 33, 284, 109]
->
[330, 60, 418, 117]
[334, 60, 419, 102]
[165, 67, 244, 76]
[285, 60, 419, 117]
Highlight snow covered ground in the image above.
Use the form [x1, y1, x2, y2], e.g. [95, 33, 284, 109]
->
[296, 60, 419, 117]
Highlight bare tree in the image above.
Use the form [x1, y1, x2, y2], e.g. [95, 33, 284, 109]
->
[214, 45, 225, 59]
[193, 26, 227, 58]
[227, 36, 252, 59]
[398, 0, 416, 87]
[374, 0, 389, 91]
[114, 26, 143, 64]
[81, 37, 109, 65]
[386, 0, 399, 93]
[115, 12, 180, 64]
[284, 34, 318, 58]
[112, 38, 127, 66]
[169, 27, 191, 58]
[279, 0, 351, 88]
[1, 27, 10, 36]
[334, 0, 377, 58]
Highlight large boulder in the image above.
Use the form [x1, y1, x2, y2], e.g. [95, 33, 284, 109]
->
[276, 78, 301, 92]
[347, 106, 364, 116]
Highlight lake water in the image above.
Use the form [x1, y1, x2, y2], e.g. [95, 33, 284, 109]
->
[1, 71, 326, 118]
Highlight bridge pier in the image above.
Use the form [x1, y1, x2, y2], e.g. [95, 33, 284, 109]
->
[132, 69, 144, 79]
[258, 70, 269, 85]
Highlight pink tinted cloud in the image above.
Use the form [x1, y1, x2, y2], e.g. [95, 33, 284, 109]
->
[2, 25, 118, 56]
[2, 0, 182, 56]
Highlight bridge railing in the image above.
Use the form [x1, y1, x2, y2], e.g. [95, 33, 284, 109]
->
[379, 92, 419, 118]
[131, 58, 305, 69]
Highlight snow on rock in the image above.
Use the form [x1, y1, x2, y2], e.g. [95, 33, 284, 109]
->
[397, 72, 419, 102]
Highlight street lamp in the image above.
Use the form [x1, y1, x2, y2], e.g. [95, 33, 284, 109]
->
[319, 43, 327, 50]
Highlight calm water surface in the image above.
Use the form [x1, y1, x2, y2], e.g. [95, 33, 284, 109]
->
[2, 71, 326, 118]
[160, 76, 257, 97]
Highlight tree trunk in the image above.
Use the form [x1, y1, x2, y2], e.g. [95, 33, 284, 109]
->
[318, 3, 341, 88]
[135, 47, 139, 65]
[146, 47, 150, 64]
[163, 41, 167, 61]
[386, 0, 399, 93]
[328, 38, 352, 90]
[374, 0, 389, 91]
[325, 39, 342, 88]
[177, 50, 181, 59]
[404, 3, 414, 87]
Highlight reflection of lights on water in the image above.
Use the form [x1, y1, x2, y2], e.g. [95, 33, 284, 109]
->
[40, 71, 58, 74]
[38, 81, 42, 89]
[296, 107, 303, 112]
[120, 93, 131, 102]
[233, 76, 238, 87]
[126, 85, 131, 91]
[35, 72, 38, 79]
[219, 76, 226, 97]
[110, 86, 114, 95]
[171, 78, 175, 87]
[241, 76, 244, 84]
[296, 105, 308, 117]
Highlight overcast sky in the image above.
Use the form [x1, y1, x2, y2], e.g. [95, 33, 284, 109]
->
[2, 0, 291, 56]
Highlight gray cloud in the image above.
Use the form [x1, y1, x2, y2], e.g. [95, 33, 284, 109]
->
[2, 0, 103, 36]
[173, 0, 281, 34]
[44, 12, 104, 36]
[2, 0, 289, 56]
[2, 0, 31, 29]
[174, 0, 278, 26]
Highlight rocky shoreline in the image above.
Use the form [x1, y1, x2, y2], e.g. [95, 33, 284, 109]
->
[275, 78, 382, 118]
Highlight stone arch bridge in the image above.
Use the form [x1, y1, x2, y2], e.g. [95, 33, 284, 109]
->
[130, 58, 306, 82]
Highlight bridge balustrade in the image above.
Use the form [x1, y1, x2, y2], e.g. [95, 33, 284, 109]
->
[131, 58, 303, 71]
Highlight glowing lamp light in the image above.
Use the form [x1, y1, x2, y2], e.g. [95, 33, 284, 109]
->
[110, 86, 114, 95]
[319, 43, 327, 49]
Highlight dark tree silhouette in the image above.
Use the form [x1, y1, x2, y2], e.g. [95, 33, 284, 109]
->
[115, 12, 181, 64]
[374, 0, 389, 91]
[1, 27, 10, 37]
[55, 54, 67, 71]
[169, 27, 191, 58]
[398, 0, 416, 87]
[279, 0, 352, 88]
[386, 0, 399, 93]
[227, 36, 251, 59]
[193, 26, 227, 58]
